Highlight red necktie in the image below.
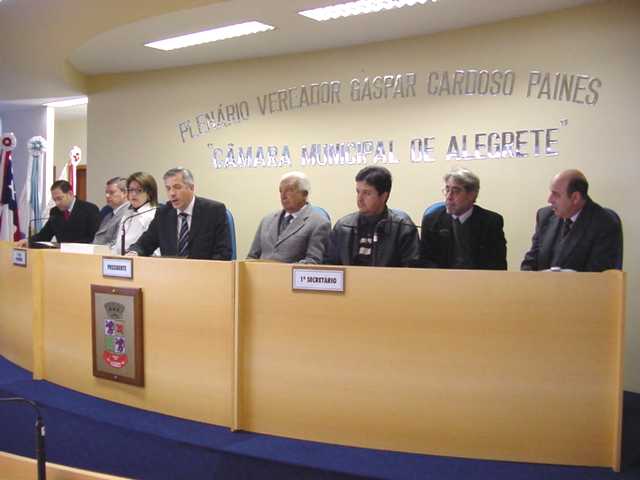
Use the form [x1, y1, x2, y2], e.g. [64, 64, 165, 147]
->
[64, 210, 71, 221]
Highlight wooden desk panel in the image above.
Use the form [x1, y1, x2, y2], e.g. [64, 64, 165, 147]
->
[0, 242, 34, 371]
[39, 251, 234, 426]
[237, 263, 624, 470]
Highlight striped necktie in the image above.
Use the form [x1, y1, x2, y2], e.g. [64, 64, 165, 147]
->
[178, 212, 189, 257]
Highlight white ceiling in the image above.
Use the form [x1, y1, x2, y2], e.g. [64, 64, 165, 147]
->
[0, 0, 598, 113]
[70, 0, 596, 75]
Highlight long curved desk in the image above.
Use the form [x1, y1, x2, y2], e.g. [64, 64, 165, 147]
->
[0, 242, 625, 471]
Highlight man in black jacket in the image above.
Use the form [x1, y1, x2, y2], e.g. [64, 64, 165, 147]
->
[17, 180, 99, 246]
[419, 168, 507, 270]
[326, 166, 419, 267]
[521, 169, 621, 272]
[127, 167, 231, 260]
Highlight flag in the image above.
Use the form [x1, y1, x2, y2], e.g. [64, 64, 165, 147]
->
[0, 138, 24, 241]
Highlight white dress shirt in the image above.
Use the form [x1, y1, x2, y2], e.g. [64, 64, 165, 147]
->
[113, 203, 157, 255]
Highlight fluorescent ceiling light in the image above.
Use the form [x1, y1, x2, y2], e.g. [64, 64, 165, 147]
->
[44, 97, 88, 108]
[299, 0, 436, 21]
[145, 21, 275, 51]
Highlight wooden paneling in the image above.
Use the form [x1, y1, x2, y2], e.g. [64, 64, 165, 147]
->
[0, 244, 624, 470]
[39, 251, 234, 426]
[237, 262, 624, 470]
[0, 451, 129, 479]
[0, 242, 34, 371]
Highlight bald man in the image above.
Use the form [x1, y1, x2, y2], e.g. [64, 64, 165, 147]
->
[521, 169, 622, 272]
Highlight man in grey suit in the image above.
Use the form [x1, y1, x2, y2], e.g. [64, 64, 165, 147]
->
[247, 172, 330, 264]
[93, 177, 130, 246]
[521, 169, 622, 272]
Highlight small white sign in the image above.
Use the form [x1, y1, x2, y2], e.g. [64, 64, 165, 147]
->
[102, 257, 133, 279]
[12, 248, 27, 267]
[292, 267, 345, 293]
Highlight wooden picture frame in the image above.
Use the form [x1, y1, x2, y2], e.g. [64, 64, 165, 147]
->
[91, 285, 144, 386]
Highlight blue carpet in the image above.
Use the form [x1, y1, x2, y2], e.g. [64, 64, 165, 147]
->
[1, 356, 639, 479]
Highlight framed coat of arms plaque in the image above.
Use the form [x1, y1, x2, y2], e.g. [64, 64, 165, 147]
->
[91, 285, 144, 386]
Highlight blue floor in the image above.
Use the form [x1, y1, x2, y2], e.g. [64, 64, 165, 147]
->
[1, 356, 639, 479]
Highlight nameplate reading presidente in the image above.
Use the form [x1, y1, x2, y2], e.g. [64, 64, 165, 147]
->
[102, 257, 133, 279]
[12, 248, 27, 267]
[292, 267, 345, 293]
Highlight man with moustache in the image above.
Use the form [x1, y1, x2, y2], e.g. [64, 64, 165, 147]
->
[127, 167, 231, 260]
[521, 169, 622, 272]
[418, 167, 507, 270]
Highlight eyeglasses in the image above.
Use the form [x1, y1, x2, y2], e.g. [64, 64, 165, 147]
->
[442, 186, 465, 196]
[128, 188, 144, 195]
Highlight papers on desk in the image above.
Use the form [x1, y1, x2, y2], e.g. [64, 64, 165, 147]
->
[30, 241, 59, 249]
[60, 243, 111, 255]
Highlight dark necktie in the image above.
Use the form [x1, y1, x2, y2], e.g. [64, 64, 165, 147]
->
[562, 218, 573, 238]
[178, 212, 189, 257]
[63, 210, 71, 221]
[283, 214, 293, 229]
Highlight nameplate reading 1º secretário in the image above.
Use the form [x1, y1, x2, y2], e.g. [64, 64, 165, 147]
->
[12, 248, 27, 267]
[292, 267, 345, 293]
[102, 257, 134, 279]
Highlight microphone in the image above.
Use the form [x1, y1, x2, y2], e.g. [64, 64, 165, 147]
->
[0, 396, 47, 480]
[28, 217, 50, 245]
[120, 203, 159, 255]
[26, 217, 60, 249]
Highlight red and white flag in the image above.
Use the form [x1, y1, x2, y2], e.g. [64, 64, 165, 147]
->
[0, 133, 24, 241]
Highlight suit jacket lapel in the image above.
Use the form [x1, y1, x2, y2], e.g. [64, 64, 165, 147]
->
[540, 214, 562, 267]
[438, 211, 454, 266]
[276, 208, 307, 246]
[188, 197, 201, 245]
[555, 201, 594, 266]
[268, 211, 281, 247]
[467, 207, 481, 260]
[166, 207, 178, 254]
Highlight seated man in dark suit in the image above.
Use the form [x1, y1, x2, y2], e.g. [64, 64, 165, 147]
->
[325, 166, 419, 267]
[127, 167, 231, 260]
[16, 180, 100, 247]
[419, 168, 507, 270]
[521, 169, 621, 272]
[247, 171, 330, 264]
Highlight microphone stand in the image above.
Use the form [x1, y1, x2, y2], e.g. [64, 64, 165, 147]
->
[0, 396, 46, 480]
[120, 202, 156, 255]
[27, 217, 51, 248]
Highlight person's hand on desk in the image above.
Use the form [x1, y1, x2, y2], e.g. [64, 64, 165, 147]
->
[125, 250, 138, 257]
[15, 239, 27, 248]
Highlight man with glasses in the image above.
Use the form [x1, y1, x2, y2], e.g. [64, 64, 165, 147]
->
[93, 177, 130, 246]
[418, 167, 507, 270]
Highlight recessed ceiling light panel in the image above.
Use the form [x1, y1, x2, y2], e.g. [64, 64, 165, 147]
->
[145, 21, 275, 51]
[299, 0, 436, 22]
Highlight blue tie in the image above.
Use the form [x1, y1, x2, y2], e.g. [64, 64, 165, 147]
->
[178, 212, 189, 257]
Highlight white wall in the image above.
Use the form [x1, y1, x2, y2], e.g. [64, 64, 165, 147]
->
[86, 0, 640, 391]
[54, 116, 87, 175]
